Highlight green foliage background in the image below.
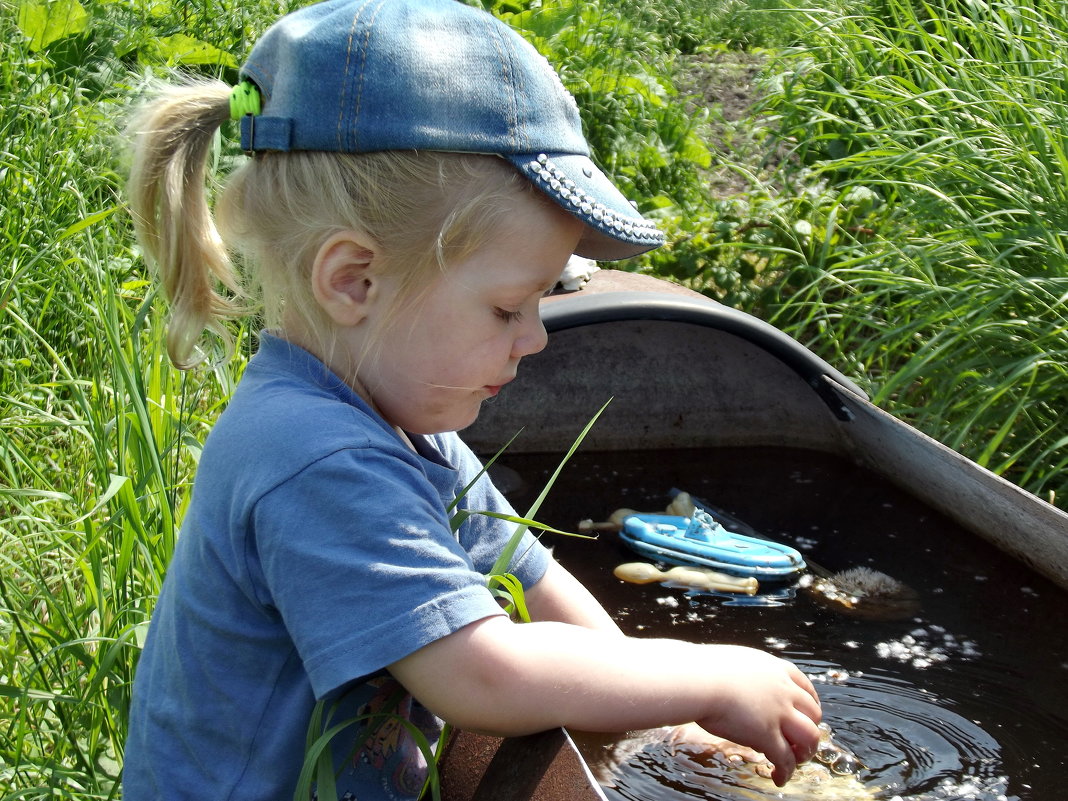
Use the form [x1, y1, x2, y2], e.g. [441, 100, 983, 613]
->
[1, 0, 1066, 795]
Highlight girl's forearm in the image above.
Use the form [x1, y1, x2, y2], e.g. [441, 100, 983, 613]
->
[392, 616, 801, 737]
[451, 619, 716, 735]
[523, 558, 623, 634]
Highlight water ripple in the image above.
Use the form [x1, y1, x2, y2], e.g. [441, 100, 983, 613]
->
[599, 663, 1024, 801]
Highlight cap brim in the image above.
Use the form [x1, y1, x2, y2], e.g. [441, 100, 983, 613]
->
[508, 153, 665, 261]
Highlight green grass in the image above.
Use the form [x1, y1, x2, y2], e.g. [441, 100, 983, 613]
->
[1, 0, 257, 794]
[749, 0, 1068, 502]
[2, 0, 1067, 796]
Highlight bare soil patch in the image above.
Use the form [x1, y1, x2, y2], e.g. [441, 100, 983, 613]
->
[674, 50, 784, 197]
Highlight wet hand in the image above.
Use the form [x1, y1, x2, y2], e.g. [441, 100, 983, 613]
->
[665, 722, 769, 768]
[692, 645, 822, 787]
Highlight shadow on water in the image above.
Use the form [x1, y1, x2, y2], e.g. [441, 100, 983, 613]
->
[497, 447, 1068, 801]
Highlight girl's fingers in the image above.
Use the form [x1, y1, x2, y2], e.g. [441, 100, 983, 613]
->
[783, 707, 823, 765]
[766, 688, 823, 785]
[796, 685, 823, 725]
[789, 663, 824, 708]
[767, 740, 797, 787]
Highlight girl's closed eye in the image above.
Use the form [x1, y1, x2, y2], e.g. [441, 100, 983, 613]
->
[494, 307, 524, 323]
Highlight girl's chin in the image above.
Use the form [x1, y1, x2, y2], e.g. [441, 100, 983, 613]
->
[397, 403, 484, 437]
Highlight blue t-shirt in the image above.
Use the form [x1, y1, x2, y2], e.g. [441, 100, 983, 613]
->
[123, 333, 549, 800]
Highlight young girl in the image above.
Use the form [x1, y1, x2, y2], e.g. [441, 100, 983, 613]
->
[122, 0, 822, 798]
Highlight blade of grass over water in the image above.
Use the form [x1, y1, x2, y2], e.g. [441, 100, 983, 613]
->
[489, 398, 612, 578]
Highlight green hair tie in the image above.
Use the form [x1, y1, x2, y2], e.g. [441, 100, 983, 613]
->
[229, 80, 261, 120]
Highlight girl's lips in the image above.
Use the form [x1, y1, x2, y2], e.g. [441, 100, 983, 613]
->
[485, 377, 514, 397]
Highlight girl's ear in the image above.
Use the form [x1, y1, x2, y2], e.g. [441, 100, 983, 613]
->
[311, 230, 382, 327]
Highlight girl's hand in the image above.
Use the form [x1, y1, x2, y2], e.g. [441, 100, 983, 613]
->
[666, 722, 768, 767]
[692, 645, 822, 786]
[572, 723, 769, 786]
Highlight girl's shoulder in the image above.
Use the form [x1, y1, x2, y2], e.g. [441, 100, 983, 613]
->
[201, 336, 415, 489]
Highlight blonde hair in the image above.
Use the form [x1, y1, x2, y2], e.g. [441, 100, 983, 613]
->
[125, 78, 529, 369]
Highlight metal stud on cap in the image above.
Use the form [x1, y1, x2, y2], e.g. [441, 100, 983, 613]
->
[524, 154, 665, 252]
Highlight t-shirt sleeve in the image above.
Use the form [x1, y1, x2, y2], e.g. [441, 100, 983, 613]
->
[249, 446, 508, 699]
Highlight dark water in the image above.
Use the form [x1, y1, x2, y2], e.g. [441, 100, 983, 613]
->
[496, 447, 1068, 801]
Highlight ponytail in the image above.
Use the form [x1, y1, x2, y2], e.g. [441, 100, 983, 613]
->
[126, 80, 245, 368]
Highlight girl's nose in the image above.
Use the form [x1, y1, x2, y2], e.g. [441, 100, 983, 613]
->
[512, 314, 548, 359]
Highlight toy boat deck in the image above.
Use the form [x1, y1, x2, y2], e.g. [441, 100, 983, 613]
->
[619, 509, 806, 579]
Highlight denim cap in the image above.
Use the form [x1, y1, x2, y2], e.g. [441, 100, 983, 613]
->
[238, 0, 664, 260]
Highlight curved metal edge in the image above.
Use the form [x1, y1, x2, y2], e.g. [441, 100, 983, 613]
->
[825, 377, 1068, 589]
[541, 291, 868, 421]
[439, 728, 607, 801]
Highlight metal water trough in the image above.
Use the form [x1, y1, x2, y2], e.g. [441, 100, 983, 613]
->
[442, 269, 1068, 801]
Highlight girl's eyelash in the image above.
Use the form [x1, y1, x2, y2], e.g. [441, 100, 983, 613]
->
[494, 307, 523, 323]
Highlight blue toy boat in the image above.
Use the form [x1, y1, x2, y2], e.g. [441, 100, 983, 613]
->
[619, 509, 806, 579]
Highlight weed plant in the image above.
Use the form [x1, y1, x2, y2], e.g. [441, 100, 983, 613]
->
[751, 0, 1068, 501]
[604, 0, 816, 53]
[2, 0, 263, 795]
